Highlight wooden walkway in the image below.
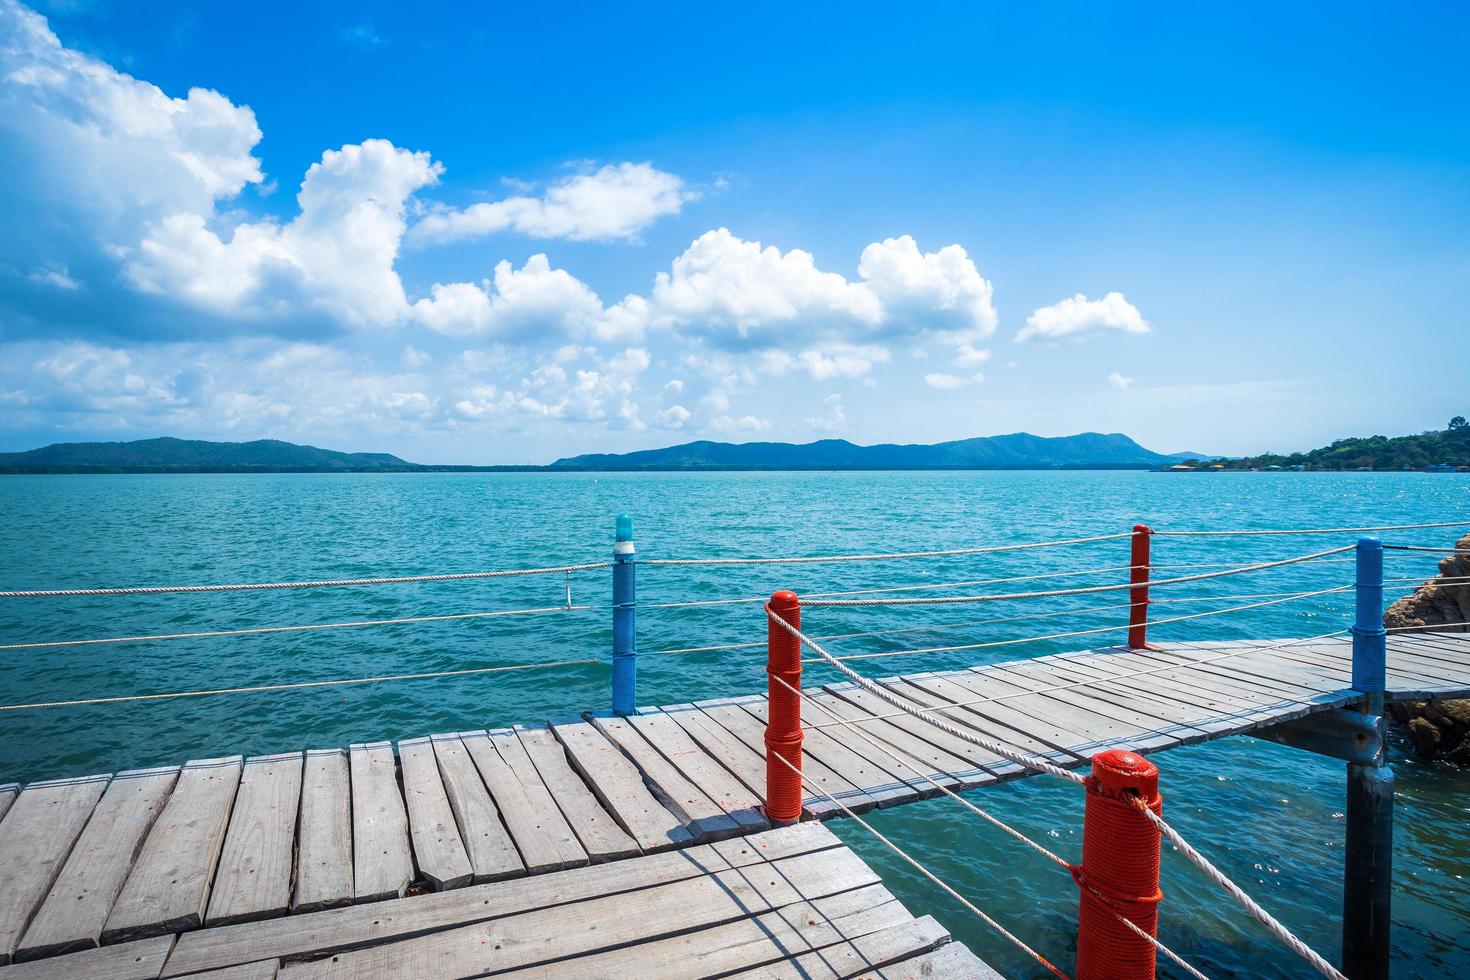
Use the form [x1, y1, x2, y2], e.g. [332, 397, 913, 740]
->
[0, 631, 1466, 977]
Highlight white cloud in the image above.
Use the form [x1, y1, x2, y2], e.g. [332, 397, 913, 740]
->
[654, 404, 691, 429]
[923, 372, 984, 389]
[805, 393, 846, 433]
[1107, 372, 1134, 389]
[710, 414, 770, 434]
[954, 344, 991, 368]
[127, 139, 442, 327]
[857, 236, 997, 344]
[27, 262, 81, 291]
[409, 162, 694, 245]
[413, 253, 603, 339]
[0, 1, 263, 230]
[1017, 291, 1150, 342]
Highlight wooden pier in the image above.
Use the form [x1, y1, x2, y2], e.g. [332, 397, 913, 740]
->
[0, 630, 1466, 977]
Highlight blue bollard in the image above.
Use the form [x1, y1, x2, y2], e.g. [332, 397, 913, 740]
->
[612, 514, 637, 715]
[1344, 535, 1392, 980]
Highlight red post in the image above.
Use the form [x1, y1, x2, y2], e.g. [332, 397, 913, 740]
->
[1128, 524, 1152, 650]
[1075, 749, 1164, 980]
[765, 590, 803, 824]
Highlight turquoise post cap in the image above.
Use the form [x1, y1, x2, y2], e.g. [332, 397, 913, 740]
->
[616, 514, 633, 542]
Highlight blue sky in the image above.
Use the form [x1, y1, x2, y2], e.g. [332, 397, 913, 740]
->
[1, 0, 1466, 463]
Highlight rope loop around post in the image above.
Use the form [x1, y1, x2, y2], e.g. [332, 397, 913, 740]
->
[1076, 748, 1163, 980]
[764, 590, 803, 823]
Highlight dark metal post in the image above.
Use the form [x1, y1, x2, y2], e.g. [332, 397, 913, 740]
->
[1344, 536, 1392, 979]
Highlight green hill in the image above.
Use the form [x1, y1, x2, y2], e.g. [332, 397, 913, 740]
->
[0, 438, 418, 473]
[1224, 417, 1470, 471]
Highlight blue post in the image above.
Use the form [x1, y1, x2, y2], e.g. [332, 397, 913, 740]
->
[611, 514, 637, 715]
[1344, 536, 1392, 980]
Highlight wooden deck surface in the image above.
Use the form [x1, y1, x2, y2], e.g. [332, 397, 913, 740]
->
[0, 631, 1465, 977]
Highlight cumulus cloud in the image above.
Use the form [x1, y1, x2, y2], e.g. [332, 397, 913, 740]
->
[1107, 372, 1134, 389]
[409, 162, 695, 245]
[1017, 291, 1150, 343]
[710, 414, 770, 434]
[805, 393, 846, 433]
[923, 372, 984, 389]
[413, 254, 603, 339]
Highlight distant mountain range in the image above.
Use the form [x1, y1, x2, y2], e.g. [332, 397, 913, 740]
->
[0, 433, 1206, 474]
[0, 438, 417, 473]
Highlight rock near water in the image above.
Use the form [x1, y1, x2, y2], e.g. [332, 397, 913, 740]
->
[1383, 533, 1470, 761]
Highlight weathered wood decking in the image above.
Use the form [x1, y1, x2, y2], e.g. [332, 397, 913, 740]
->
[0, 631, 1466, 977]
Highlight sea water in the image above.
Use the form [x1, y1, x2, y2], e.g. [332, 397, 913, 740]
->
[0, 471, 1466, 976]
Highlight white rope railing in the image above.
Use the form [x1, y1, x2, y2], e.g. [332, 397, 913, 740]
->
[765, 747, 1073, 980]
[640, 531, 1131, 567]
[802, 546, 1352, 608]
[772, 674, 1211, 980]
[0, 562, 612, 599]
[0, 657, 598, 712]
[1152, 520, 1470, 537]
[804, 630, 1350, 731]
[769, 605, 1346, 977]
[802, 588, 1355, 665]
[0, 604, 591, 652]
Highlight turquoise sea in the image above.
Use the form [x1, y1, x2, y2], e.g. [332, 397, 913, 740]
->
[1, 471, 1467, 977]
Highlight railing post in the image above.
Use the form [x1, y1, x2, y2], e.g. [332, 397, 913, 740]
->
[1075, 749, 1163, 980]
[765, 590, 803, 824]
[1128, 524, 1152, 650]
[611, 514, 636, 716]
[1344, 536, 1392, 980]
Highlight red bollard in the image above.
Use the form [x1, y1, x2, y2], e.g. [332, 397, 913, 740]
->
[1075, 749, 1164, 980]
[765, 590, 803, 823]
[1128, 524, 1152, 650]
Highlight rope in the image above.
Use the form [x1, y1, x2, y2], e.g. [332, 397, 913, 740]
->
[766, 603, 1087, 785]
[772, 675, 1212, 979]
[0, 562, 613, 599]
[0, 604, 591, 652]
[642, 564, 1144, 611]
[1133, 800, 1345, 980]
[640, 531, 1131, 567]
[1152, 519, 1470, 537]
[768, 638, 1343, 978]
[802, 546, 1353, 608]
[0, 658, 598, 712]
[766, 748, 1073, 980]
[804, 630, 1350, 731]
[1382, 545, 1470, 554]
[803, 587, 1354, 665]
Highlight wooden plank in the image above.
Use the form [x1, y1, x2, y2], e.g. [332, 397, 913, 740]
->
[989, 658, 1229, 737]
[17, 767, 178, 960]
[460, 730, 587, 873]
[427, 735, 524, 882]
[0, 787, 17, 825]
[820, 683, 1013, 780]
[292, 750, 352, 913]
[512, 726, 639, 861]
[894, 673, 1100, 759]
[161, 823, 841, 977]
[276, 845, 880, 979]
[588, 714, 745, 838]
[191, 961, 279, 980]
[0, 935, 174, 980]
[724, 914, 953, 980]
[806, 689, 972, 795]
[876, 941, 1004, 979]
[104, 757, 242, 943]
[692, 698, 877, 813]
[735, 697, 925, 806]
[0, 774, 110, 964]
[622, 711, 770, 831]
[396, 738, 472, 892]
[547, 719, 696, 852]
[207, 754, 303, 927]
[347, 742, 412, 903]
[658, 704, 801, 811]
[495, 883, 913, 979]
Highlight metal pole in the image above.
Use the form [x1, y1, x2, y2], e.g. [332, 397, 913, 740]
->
[1128, 524, 1152, 649]
[611, 514, 636, 715]
[1344, 536, 1392, 980]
